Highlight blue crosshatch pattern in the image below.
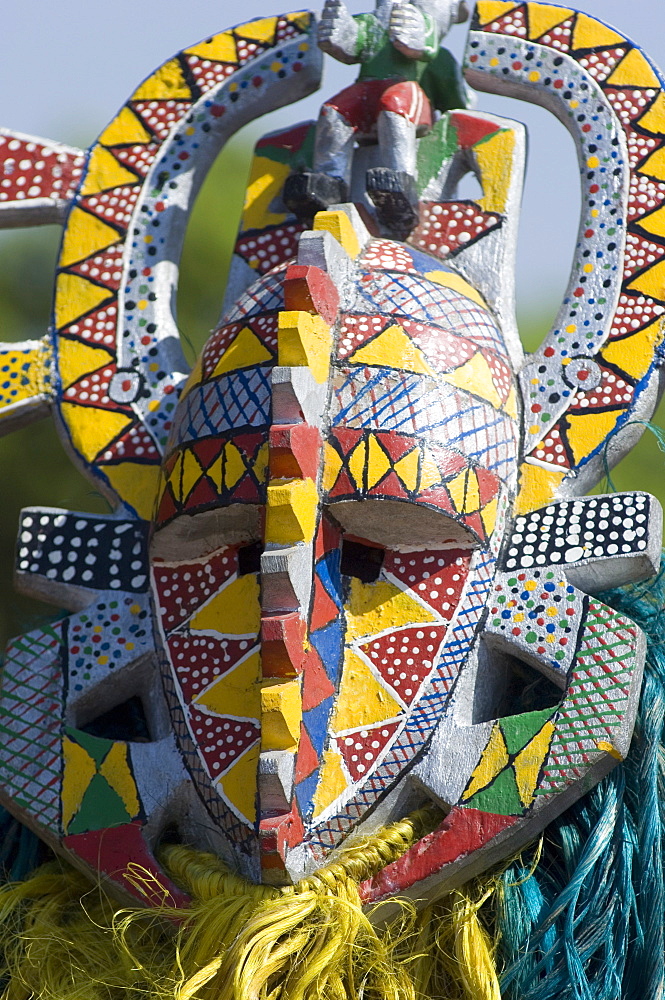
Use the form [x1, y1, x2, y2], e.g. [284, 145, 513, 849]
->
[169, 368, 272, 447]
[224, 267, 286, 323]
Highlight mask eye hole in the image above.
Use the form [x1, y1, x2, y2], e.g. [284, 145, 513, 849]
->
[238, 540, 263, 576]
[340, 538, 384, 584]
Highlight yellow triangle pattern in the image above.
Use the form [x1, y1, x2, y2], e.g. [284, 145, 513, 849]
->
[218, 743, 259, 824]
[58, 340, 113, 390]
[626, 258, 665, 300]
[236, 17, 277, 43]
[312, 750, 349, 817]
[190, 575, 261, 637]
[331, 650, 403, 732]
[366, 434, 392, 489]
[528, 4, 573, 41]
[393, 447, 420, 492]
[463, 725, 510, 800]
[349, 325, 435, 376]
[62, 738, 96, 832]
[601, 320, 665, 381]
[442, 353, 503, 410]
[637, 93, 665, 136]
[638, 147, 665, 183]
[476, 1, 519, 27]
[132, 58, 192, 101]
[344, 578, 438, 642]
[59, 208, 121, 268]
[102, 464, 161, 520]
[475, 130, 516, 214]
[348, 438, 368, 491]
[323, 442, 344, 493]
[447, 468, 481, 515]
[98, 107, 152, 147]
[211, 326, 273, 377]
[571, 13, 625, 51]
[607, 48, 660, 89]
[194, 650, 261, 719]
[55, 273, 113, 330]
[425, 270, 488, 309]
[181, 448, 205, 500]
[515, 462, 566, 516]
[80, 146, 139, 196]
[565, 410, 623, 466]
[513, 721, 555, 807]
[99, 743, 140, 818]
[241, 156, 291, 231]
[60, 404, 133, 463]
[185, 32, 238, 63]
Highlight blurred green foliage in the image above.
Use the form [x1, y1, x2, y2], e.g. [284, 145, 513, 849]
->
[0, 134, 664, 651]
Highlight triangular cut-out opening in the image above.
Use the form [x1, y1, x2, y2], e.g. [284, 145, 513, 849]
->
[472, 639, 563, 724]
[238, 540, 262, 576]
[79, 695, 152, 742]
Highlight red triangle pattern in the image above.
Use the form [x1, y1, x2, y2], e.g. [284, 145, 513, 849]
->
[485, 8, 528, 38]
[626, 131, 662, 170]
[530, 425, 572, 469]
[336, 720, 401, 783]
[604, 88, 654, 127]
[183, 55, 236, 91]
[384, 548, 472, 620]
[315, 514, 342, 561]
[99, 421, 161, 464]
[294, 724, 319, 782]
[485, 352, 514, 403]
[62, 361, 130, 412]
[328, 468, 356, 499]
[577, 47, 627, 84]
[235, 36, 273, 64]
[608, 293, 665, 338]
[190, 436, 225, 469]
[475, 467, 501, 507]
[411, 202, 501, 258]
[450, 112, 501, 149]
[336, 314, 389, 359]
[374, 430, 419, 463]
[360, 239, 416, 273]
[310, 574, 341, 633]
[66, 242, 125, 290]
[628, 175, 665, 221]
[153, 549, 239, 632]
[228, 472, 263, 502]
[235, 222, 305, 275]
[110, 141, 162, 179]
[368, 470, 409, 499]
[276, 17, 304, 44]
[156, 486, 178, 525]
[79, 184, 141, 230]
[401, 317, 478, 374]
[358, 625, 448, 706]
[202, 323, 243, 376]
[536, 17, 574, 51]
[301, 646, 336, 712]
[427, 445, 468, 481]
[187, 707, 260, 779]
[570, 364, 635, 410]
[183, 475, 220, 511]
[131, 100, 193, 142]
[58, 300, 118, 349]
[461, 511, 487, 541]
[623, 233, 665, 282]
[168, 635, 258, 702]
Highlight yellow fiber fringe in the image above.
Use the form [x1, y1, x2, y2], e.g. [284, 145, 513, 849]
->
[0, 808, 502, 1000]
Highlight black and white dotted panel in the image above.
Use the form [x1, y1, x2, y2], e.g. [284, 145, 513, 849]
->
[501, 493, 660, 578]
[16, 508, 149, 594]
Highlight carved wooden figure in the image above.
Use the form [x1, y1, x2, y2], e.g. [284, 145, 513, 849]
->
[0, 1, 664, 918]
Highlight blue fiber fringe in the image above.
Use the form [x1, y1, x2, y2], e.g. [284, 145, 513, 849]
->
[497, 566, 665, 1000]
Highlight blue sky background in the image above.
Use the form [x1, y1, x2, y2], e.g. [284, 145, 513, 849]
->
[1, 1, 664, 317]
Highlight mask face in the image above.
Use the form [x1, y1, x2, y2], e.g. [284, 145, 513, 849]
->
[150, 238, 521, 884]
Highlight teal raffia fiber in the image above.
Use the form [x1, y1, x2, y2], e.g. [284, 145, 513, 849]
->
[497, 567, 665, 1000]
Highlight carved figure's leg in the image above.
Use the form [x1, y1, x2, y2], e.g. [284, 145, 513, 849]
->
[367, 81, 432, 239]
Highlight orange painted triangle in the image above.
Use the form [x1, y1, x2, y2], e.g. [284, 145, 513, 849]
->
[301, 647, 335, 712]
[310, 575, 342, 633]
[294, 724, 319, 782]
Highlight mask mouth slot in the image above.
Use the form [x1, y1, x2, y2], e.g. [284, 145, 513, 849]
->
[150, 504, 262, 562]
[471, 635, 564, 725]
[78, 694, 152, 743]
[340, 537, 385, 583]
[328, 498, 479, 551]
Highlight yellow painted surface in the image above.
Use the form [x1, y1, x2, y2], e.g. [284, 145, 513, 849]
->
[277, 311, 332, 383]
[195, 650, 261, 720]
[313, 209, 361, 257]
[98, 107, 152, 147]
[242, 157, 291, 231]
[565, 409, 622, 466]
[211, 326, 273, 377]
[179, 356, 202, 400]
[99, 742, 140, 818]
[0, 342, 50, 410]
[528, 4, 573, 39]
[312, 749, 348, 817]
[54, 273, 112, 330]
[260, 679, 302, 751]
[331, 650, 402, 731]
[350, 324, 435, 376]
[481, 495, 500, 537]
[218, 743, 260, 824]
[393, 446, 420, 492]
[322, 441, 343, 493]
[571, 13, 624, 50]
[344, 577, 437, 642]
[60, 404, 132, 463]
[184, 31, 238, 63]
[601, 320, 664, 380]
[419, 448, 443, 490]
[365, 434, 392, 489]
[475, 1, 519, 27]
[475, 129, 515, 214]
[62, 738, 96, 832]
[634, 204, 665, 239]
[191, 575, 261, 636]
[639, 148, 665, 183]
[447, 468, 480, 514]
[180, 447, 205, 501]
[132, 58, 192, 101]
[237, 16, 277, 43]
[515, 461, 566, 515]
[462, 724, 509, 800]
[80, 145, 139, 196]
[102, 463, 161, 519]
[608, 48, 660, 89]
[596, 739, 624, 761]
[513, 721, 555, 807]
[425, 270, 488, 309]
[637, 92, 665, 135]
[627, 259, 665, 300]
[58, 340, 112, 390]
[504, 385, 518, 420]
[265, 477, 319, 544]
[347, 438, 367, 491]
[59, 207, 121, 268]
[442, 352, 503, 410]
